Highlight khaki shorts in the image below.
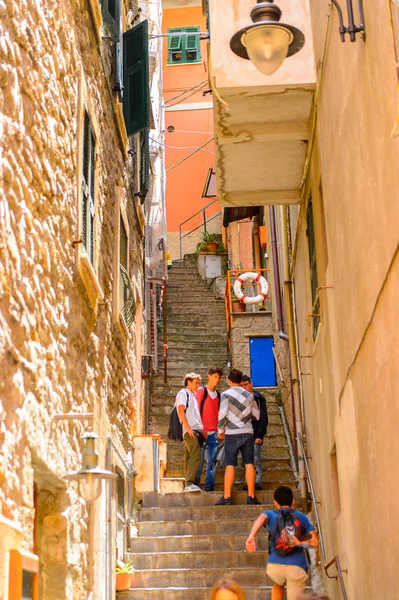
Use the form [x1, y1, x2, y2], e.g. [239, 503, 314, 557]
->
[267, 563, 309, 600]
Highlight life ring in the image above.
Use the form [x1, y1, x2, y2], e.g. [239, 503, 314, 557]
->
[233, 272, 269, 305]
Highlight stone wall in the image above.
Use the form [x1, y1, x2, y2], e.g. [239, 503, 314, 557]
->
[0, 0, 151, 595]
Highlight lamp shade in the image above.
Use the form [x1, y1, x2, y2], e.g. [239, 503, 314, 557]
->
[243, 25, 292, 75]
[78, 473, 102, 503]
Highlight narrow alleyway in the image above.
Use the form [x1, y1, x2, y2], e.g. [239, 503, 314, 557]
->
[119, 258, 300, 598]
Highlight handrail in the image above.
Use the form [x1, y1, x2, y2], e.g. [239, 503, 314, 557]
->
[297, 432, 348, 600]
[178, 199, 221, 259]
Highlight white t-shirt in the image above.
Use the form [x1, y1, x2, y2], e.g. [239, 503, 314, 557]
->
[175, 388, 203, 436]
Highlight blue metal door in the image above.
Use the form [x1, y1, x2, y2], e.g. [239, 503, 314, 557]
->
[249, 337, 277, 387]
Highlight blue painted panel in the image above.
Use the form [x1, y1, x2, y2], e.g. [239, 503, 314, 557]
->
[249, 337, 277, 387]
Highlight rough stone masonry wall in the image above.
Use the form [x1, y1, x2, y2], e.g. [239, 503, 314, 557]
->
[0, 0, 144, 596]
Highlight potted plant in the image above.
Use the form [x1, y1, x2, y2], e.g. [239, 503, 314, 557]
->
[115, 559, 135, 591]
[196, 231, 226, 253]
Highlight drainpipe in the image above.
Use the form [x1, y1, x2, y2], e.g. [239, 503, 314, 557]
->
[269, 206, 286, 340]
[280, 205, 307, 511]
[269, 205, 298, 470]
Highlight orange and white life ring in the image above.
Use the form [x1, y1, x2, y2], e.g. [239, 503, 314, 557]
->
[233, 272, 269, 305]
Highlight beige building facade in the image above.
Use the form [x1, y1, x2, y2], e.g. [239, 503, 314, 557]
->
[0, 0, 164, 596]
[209, 0, 399, 597]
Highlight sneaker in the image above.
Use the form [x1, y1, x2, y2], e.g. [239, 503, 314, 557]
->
[184, 484, 202, 493]
[215, 496, 233, 506]
[247, 496, 261, 505]
[255, 483, 263, 491]
[204, 486, 214, 492]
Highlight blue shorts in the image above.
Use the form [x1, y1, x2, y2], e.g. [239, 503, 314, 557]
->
[224, 433, 254, 466]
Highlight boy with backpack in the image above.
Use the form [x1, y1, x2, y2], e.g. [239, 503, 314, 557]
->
[195, 367, 223, 491]
[245, 485, 319, 600]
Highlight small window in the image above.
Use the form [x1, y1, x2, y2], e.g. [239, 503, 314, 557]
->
[101, 0, 120, 39]
[81, 110, 96, 265]
[167, 27, 201, 64]
[306, 197, 320, 339]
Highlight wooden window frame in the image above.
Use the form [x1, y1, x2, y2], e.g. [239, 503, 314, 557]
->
[8, 549, 39, 600]
[167, 26, 201, 65]
[75, 72, 104, 310]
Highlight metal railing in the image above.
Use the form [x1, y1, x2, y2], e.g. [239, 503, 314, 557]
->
[297, 432, 348, 600]
[178, 199, 221, 260]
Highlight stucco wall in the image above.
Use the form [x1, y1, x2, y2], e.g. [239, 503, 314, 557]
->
[291, 1, 399, 597]
[0, 0, 151, 595]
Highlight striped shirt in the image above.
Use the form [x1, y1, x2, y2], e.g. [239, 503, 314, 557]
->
[218, 386, 260, 435]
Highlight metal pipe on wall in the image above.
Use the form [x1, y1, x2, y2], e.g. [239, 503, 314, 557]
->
[280, 205, 307, 511]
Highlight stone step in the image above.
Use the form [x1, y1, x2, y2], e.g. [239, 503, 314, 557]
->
[152, 412, 283, 426]
[153, 422, 285, 437]
[150, 402, 280, 415]
[129, 532, 269, 554]
[165, 324, 227, 334]
[140, 489, 300, 508]
[160, 334, 228, 344]
[126, 567, 271, 589]
[136, 517, 259, 537]
[165, 467, 295, 484]
[159, 438, 291, 459]
[163, 356, 229, 366]
[117, 587, 277, 599]
[138, 503, 273, 523]
[129, 549, 269, 570]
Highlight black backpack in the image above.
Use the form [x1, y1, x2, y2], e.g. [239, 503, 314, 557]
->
[199, 386, 221, 417]
[269, 509, 303, 556]
[167, 391, 189, 442]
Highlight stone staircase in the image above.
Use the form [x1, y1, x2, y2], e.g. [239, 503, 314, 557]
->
[119, 490, 302, 599]
[120, 258, 300, 598]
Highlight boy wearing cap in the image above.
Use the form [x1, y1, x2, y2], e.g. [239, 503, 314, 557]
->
[176, 372, 204, 492]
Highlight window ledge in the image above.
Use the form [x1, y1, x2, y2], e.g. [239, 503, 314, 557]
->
[79, 253, 104, 310]
[166, 61, 202, 66]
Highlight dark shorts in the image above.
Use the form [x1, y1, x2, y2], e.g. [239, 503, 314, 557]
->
[224, 433, 254, 466]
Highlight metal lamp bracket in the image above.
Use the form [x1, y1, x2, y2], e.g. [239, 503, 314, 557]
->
[330, 0, 366, 42]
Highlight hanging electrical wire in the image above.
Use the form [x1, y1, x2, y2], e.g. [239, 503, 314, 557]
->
[166, 137, 214, 172]
[149, 136, 215, 154]
[165, 82, 208, 108]
[165, 80, 208, 105]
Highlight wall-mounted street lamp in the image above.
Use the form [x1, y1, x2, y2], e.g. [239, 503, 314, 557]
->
[64, 432, 117, 503]
[230, 0, 305, 76]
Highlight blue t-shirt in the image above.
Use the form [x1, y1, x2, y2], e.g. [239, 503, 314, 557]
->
[264, 509, 315, 571]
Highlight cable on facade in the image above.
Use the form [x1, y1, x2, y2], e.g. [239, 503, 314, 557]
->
[165, 83, 208, 108]
[165, 80, 208, 105]
[149, 136, 215, 154]
[166, 137, 214, 172]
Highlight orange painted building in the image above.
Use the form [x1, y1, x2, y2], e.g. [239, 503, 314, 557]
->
[162, 1, 220, 260]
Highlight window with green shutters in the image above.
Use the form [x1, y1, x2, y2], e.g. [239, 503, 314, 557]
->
[306, 198, 320, 339]
[81, 110, 96, 266]
[123, 21, 150, 137]
[101, 0, 120, 39]
[167, 26, 201, 64]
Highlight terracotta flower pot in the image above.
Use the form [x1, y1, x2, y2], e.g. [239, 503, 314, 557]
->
[232, 301, 245, 313]
[115, 572, 133, 591]
[206, 241, 218, 252]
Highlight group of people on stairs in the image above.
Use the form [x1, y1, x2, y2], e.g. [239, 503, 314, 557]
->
[175, 367, 267, 504]
[174, 369, 322, 600]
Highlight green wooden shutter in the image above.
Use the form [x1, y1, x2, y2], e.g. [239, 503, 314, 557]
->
[119, 217, 129, 305]
[139, 128, 149, 203]
[102, 0, 120, 39]
[168, 28, 183, 63]
[123, 21, 150, 137]
[81, 111, 96, 265]
[185, 26, 200, 61]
